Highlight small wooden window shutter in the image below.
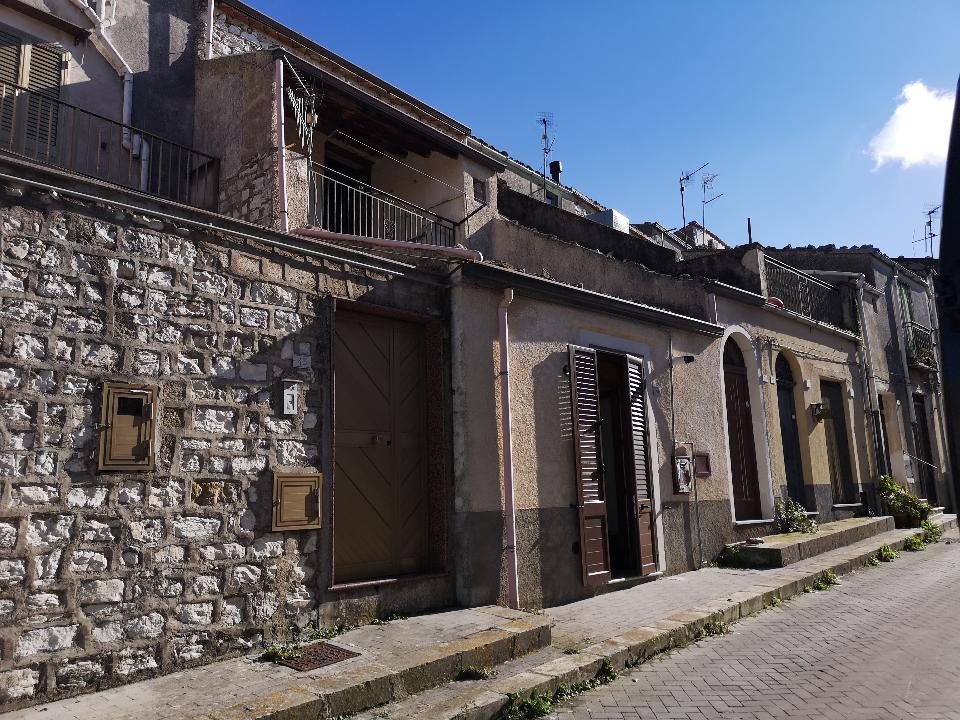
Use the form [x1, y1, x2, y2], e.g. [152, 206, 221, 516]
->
[24, 41, 63, 156]
[0, 29, 21, 142]
[568, 344, 611, 586]
[623, 355, 658, 575]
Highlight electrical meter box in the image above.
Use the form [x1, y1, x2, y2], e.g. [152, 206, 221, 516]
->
[98, 382, 157, 471]
[272, 471, 322, 531]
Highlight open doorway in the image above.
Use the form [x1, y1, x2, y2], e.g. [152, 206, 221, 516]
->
[569, 345, 658, 586]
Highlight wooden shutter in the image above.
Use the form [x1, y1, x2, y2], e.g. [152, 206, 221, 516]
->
[24, 42, 62, 159]
[623, 355, 658, 576]
[568, 344, 611, 586]
[0, 29, 20, 144]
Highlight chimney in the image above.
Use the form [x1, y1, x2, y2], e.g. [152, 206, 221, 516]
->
[549, 159, 563, 183]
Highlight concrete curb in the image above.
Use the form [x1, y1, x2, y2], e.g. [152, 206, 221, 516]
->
[201, 613, 552, 720]
[391, 514, 958, 720]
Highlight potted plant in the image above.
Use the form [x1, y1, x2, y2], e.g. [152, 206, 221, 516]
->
[878, 475, 931, 528]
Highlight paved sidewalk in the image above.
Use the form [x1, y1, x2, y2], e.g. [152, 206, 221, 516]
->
[552, 527, 960, 719]
[13, 515, 956, 720]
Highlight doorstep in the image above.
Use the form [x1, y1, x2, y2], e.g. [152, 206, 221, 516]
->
[6, 605, 551, 720]
[350, 513, 958, 720]
[734, 515, 895, 568]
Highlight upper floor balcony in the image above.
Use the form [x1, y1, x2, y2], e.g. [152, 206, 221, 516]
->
[0, 81, 219, 210]
[904, 321, 937, 369]
[764, 255, 858, 334]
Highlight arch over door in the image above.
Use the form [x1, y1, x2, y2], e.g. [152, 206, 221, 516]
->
[775, 355, 807, 507]
[723, 339, 762, 520]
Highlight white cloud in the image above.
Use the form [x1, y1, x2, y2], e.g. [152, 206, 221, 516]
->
[868, 81, 955, 170]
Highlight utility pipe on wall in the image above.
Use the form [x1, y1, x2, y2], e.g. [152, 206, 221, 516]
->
[206, 0, 216, 60]
[275, 57, 289, 233]
[498, 288, 520, 610]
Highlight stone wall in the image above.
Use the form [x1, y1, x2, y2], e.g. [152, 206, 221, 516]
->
[0, 186, 373, 709]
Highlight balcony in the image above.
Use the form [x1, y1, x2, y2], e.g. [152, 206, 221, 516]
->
[764, 256, 858, 333]
[307, 163, 457, 247]
[905, 321, 937, 369]
[0, 82, 219, 210]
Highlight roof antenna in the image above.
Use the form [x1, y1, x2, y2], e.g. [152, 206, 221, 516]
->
[924, 205, 941, 257]
[747, 217, 753, 244]
[701, 172, 723, 230]
[537, 112, 555, 203]
[680, 162, 708, 227]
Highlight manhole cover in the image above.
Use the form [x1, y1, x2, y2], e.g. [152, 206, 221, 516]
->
[279, 642, 360, 672]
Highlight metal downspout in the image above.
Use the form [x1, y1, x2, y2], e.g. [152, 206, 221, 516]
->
[206, 0, 216, 60]
[275, 57, 289, 233]
[498, 289, 520, 609]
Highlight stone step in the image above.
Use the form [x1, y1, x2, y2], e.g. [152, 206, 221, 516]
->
[733, 515, 895, 568]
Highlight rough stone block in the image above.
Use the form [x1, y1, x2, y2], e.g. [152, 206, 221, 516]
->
[15, 625, 78, 658]
[27, 515, 74, 546]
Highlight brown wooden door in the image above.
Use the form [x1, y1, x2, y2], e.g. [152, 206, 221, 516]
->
[723, 340, 762, 520]
[569, 345, 611, 586]
[912, 394, 937, 505]
[334, 311, 428, 583]
[820, 381, 856, 504]
[623, 355, 657, 575]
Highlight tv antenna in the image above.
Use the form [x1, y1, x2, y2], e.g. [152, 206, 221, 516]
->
[537, 112, 555, 203]
[701, 172, 723, 230]
[680, 162, 708, 227]
[913, 205, 941, 256]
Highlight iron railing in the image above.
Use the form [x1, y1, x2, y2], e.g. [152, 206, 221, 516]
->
[0, 82, 219, 211]
[307, 163, 457, 247]
[904, 321, 937, 368]
[765, 256, 857, 332]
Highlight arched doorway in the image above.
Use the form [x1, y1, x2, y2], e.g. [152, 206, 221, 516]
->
[775, 354, 806, 507]
[723, 338, 762, 520]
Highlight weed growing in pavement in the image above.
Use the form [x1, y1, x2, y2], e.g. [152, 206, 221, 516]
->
[921, 519, 944, 544]
[259, 643, 301, 662]
[811, 569, 839, 591]
[904, 534, 927, 552]
[703, 619, 730, 636]
[502, 660, 619, 719]
[771, 595, 782, 607]
[456, 666, 497, 681]
[716, 542, 743, 567]
[803, 584, 813, 593]
[876, 544, 898, 562]
[866, 555, 881, 566]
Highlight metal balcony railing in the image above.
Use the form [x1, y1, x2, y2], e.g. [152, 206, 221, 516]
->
[904, 321, 937, 368]
[308, 163, 457, 247]
[0, 82, 219, 211]
[765, 256, 857, 333]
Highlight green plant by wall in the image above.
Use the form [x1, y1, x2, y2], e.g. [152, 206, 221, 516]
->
[876, 544, 898, 562]
[259, 644, 300, 662]
[904, 534, 927, 552]
[456, 666, 496, 681]
[921, 519, 944, 544]
[812, 570, 838, 591]
[501, 660, 620, 719]
[716, 542, 743, 567]
[773, 498, 818, 534]
[878, 475, 931, 520]
[866, 555, 881, 567]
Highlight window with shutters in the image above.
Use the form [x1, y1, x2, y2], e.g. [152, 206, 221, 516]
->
[569, 345, 658, 585]
[0, 24, 64, 157]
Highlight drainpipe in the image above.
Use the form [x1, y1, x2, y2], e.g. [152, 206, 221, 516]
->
[498, 289, 520, 610]
[205, 0, 216, 60]
[275, 57, 289, 233]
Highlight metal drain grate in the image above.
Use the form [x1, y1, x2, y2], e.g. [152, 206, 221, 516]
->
[279, 641, 360, 672]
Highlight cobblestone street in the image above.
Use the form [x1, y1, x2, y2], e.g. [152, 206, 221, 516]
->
[551, 530, 960, 720]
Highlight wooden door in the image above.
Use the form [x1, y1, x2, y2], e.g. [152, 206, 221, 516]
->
[569, 345, 611, 586]
[820, 381, 856, 504]
[334, 311, 428, 583]
[623, 355, 657, 575]
[775, 356, 806, 506]
[723, 340, 762, 520]
[912, 394, 937, 505]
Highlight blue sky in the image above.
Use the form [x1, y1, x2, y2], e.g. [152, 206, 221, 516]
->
[251, 1, 959, 258]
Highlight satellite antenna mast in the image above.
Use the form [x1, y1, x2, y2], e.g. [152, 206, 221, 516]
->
[680, 162, 708, 227]
[537, 112, 555, 203]
[701, 172, 723, 229]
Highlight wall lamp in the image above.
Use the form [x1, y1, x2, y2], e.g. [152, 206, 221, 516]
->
[673, 355, 696, 364]
[810, 402, 827, 422]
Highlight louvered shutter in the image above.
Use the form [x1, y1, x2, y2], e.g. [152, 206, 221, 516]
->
[24, 42, 62, 159]
[623, 355, 658, 576]
[568, 344, 611, 586]
[0, 29, 21, 145]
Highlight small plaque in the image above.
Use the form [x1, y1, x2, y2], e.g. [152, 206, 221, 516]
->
[292, 354, 311, 369]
